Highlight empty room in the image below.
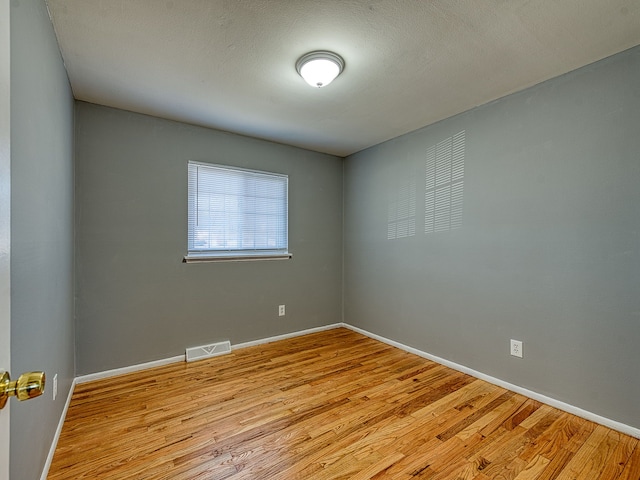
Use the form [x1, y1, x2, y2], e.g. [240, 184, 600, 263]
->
[2, 0, 640, 479]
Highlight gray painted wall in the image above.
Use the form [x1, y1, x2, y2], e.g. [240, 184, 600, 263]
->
[344, 46, 640, 429]
[10, 1, 75, 478]
[75, 102, 343, 375]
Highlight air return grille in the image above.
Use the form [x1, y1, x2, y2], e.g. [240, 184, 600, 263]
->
[186, 340, 231, 362]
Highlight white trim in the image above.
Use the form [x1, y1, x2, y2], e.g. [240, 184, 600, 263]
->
[343, 323, 640, 439]
[232, 323, 344, 350]
[183, 253, 292, 263]
[188, 160, 288, 178]
[0, 0, 10, 473]
[75, 355, 185, 384]
[40, 378, 77, 480]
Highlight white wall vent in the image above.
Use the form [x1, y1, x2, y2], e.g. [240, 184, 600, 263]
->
[186, 340, 231, 362]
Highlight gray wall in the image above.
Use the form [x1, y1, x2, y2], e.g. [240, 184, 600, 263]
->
[75, 102, 343, 375]
[344, 46, 640, 429]
[10, 1, 75, 478]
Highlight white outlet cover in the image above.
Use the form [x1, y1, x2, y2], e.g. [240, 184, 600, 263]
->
[53, 374, 58, 400]
[279, 305, 285, 316]
[510, 339, 523, 358]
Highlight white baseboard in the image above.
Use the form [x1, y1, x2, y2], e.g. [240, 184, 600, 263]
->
[40, 377, 77, 480]
[343, 323, 640, 439]
[232, 323, 344, 350]
[75, 355, 185, 384]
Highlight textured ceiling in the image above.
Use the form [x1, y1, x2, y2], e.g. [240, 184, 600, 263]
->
[46, 0, 640, 157]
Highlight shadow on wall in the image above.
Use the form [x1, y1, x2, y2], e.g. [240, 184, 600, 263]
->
[388, 130, 465, 240]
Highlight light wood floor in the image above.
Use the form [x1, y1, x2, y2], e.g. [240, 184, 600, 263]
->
[48, 328, 640, 479]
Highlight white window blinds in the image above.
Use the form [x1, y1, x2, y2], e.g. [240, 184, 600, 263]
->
[187, 162, 289, 259]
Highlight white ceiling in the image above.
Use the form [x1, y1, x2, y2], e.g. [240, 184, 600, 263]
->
[46, 0, 640, 157]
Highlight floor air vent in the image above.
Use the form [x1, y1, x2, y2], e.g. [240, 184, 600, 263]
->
[186, 340, 231, 362]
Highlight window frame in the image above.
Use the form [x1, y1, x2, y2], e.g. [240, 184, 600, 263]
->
[183, 161, 291, 263]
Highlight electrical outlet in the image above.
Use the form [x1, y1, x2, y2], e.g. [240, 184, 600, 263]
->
[278, 305, 285, 316]
[53, 374, 58, 400]
[510, 339, 523, 358]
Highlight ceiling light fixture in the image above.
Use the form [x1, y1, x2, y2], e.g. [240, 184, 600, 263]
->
[296, 51, 345, 88]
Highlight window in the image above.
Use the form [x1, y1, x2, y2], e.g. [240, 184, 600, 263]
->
[184, 161, 290, 262]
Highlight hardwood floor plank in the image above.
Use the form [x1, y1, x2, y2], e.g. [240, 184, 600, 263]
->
[598, 432, 638, 480]
[350, 452, 405, 480]
[436, 390, 517, 441]
[48, 328, 639, 480]
[513, 454, 551, 480]
[554, 425, 612, 480]
[519, 413, 593, 465]
[618, 443, 640, 480]
[535, 448, 577, 480]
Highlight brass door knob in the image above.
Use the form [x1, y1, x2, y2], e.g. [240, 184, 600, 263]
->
[0, 371, 46, 409]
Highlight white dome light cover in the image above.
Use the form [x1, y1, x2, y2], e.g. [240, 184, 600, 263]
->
[296, 51, 345, 88]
